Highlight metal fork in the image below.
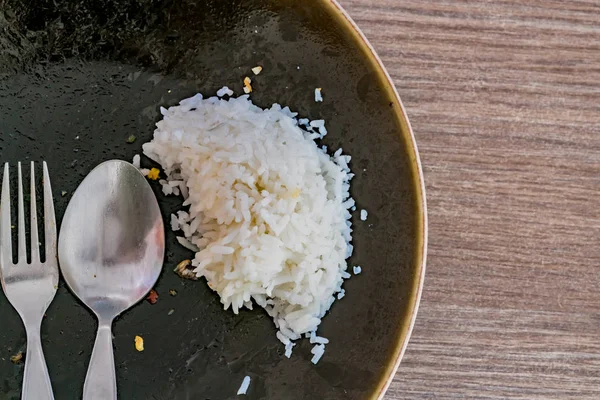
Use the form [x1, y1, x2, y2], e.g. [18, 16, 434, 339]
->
[0, 162, 57, 400]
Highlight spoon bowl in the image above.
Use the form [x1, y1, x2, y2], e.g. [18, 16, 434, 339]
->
[58, 160, 164, 400]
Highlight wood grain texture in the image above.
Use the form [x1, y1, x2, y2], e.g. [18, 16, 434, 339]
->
[339, 0, 600, 398]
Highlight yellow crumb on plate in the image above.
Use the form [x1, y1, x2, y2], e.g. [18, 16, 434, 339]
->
[10, 351, 23, 364]
[243, 77, 253, 94]
[251, 66, 263, 75]
[135, 335, 144, 352]
[147, 168, 160, 180]
[174, 259, 197, 280]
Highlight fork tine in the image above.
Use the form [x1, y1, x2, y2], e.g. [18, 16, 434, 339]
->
[43, 162, 56, 262]
[17, 163, 26, 263]
[1, 164, 12, 266]
[30, 162, 40, 263]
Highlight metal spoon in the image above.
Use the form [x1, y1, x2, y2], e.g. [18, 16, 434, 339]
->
[58, 160, 164, 400]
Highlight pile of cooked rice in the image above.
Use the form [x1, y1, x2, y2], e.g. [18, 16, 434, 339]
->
[140, 90, 356, 362]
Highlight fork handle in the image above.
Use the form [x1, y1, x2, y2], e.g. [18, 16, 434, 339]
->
[23, 329, 54, 400]
[83, 319, 117, 400]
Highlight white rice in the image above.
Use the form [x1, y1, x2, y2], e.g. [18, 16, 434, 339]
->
[353, 265, 362, 275]
[311, 344, 326, 364]
[360, 209, 368, 221]
[314, 88, 323, 102]
[176, 236, 200, 252]
[237, 376, 251, 395]
[217, 86, 234, 97]
[309, 119, 327, 137]
[284, 341, 295, 358]
[170, 214, 180, 231]
[309, 331, 329, 345]
[141, 93, 356, 361]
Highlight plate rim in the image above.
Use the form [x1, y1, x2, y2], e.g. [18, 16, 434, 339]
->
[323, 1, 428, 398]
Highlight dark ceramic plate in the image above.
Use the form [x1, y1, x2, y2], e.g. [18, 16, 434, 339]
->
[0, 0, 426, 399]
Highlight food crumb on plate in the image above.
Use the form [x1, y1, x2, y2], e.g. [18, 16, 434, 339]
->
[360, 209, 368, 221]
[126, 134, 137, 144]
[147, 168, 160, 180]
[135, 336, 144, 352]
[174, 259, 197, 280]
[251, 66, 263, 75]
[169, 289, 178, 296]
[10, 351, 23, 364]
[243, 77, 253, 94]
[314, 88, 323, 102]
[146, 289, 158, 304]
[61, 190, 67, 197]
[237, 376, 251, 395]
[168, 309, 175, 316]
[353, 265, 362, 275]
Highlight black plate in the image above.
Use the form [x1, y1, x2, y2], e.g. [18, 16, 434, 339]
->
[0, 1, 426, 399]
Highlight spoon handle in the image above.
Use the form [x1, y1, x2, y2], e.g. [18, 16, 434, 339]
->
[83, 320, 117, 400]
[22, 328, 54, 400]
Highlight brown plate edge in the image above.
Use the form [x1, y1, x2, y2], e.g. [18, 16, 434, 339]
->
[321, 1, 428, 398]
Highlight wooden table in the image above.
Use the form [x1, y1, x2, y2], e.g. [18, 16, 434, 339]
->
[341, 1, 600, 398]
